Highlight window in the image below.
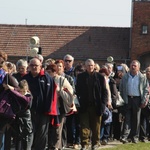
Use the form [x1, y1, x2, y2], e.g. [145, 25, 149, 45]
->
[142, 25, 148, 34]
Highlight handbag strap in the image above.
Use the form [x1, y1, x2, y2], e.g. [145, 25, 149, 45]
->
[59, 77, 65, 91]
[6, 73, 8, 84]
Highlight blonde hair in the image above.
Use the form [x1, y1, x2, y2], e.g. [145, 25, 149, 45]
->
[19, 79, 29, 91]
[95, 63, 100, 72]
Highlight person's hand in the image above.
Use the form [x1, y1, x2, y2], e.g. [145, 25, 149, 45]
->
[3, 83, 14, 90]
[140, 102, 147, 108]
[107, 104, 113, 110]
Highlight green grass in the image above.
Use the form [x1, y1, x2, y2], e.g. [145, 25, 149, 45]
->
[102, 142, 150, 150]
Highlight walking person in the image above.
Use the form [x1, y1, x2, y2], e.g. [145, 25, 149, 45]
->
[23, 58, 56, 150]
[0, 51, 19, 150]
[46, 63, 75, 150]
[76, 59, 108, 150]
[3, 80, 33, 150]
[139, 66, 150, 142]
[120, 60, 149, 144]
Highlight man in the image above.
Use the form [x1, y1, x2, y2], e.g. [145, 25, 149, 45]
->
[63, 54, 75, 78]
[23, 58, 56, 150]
[120, 60, 149, 144]
[63, 55, 79, 148]
[76, 59, 108, 150]
[139, 66, 150, 142]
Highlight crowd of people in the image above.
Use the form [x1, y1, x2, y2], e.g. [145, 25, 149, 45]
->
[0, 50, 150, 150]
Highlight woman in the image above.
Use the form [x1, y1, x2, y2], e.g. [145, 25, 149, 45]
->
[99, 68, 113, 145]
[46, 63, 76, 150]
[0, 51, 18, 150]
[3, 80, 33, 150]
[13, 59, 28, 82]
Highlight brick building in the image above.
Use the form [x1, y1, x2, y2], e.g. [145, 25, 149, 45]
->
[0, 0, 150, 69]
[131, 0, 150, 69]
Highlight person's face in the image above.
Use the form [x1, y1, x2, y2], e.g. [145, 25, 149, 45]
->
[7, 68, 13, 74]
[64, 56, 73, 70]
[56, 63, 64, 75]
[18, 66, 27, 75]
[29, 59, 41, 76]
[85, 61, 95, 73]
[146, 67, 150, 80]
[18, 87, 28, 95]
[107, 65, 113, 75]
[130, 61, 140, 75]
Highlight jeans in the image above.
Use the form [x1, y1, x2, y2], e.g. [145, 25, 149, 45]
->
[0, 133, 4, 150]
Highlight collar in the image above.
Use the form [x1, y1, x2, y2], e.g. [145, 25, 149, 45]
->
[129, 71, 139, 78]
[29, 69, 45, 77]
[65, 67, 74, 74]
[39, 68, 45, 76]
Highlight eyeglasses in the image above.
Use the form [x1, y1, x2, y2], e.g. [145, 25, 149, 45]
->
[29, 64, 40, 67]
[65, 60, 72, 63]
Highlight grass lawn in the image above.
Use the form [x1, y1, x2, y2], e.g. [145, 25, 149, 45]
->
[102, 142, 150, 150]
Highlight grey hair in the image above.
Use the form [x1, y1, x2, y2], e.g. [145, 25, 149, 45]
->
[85, 59, 95, 66]
[16, 59, 28, 68]
[131, 60, 141, 68]
[63, 54, 74, 61]
[105, 63, 113, 69]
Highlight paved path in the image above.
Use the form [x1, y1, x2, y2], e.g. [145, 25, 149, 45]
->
[11, 140, 122, 150]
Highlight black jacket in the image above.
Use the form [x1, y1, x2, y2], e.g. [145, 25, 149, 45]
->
[23, 71, 57, 114]
[76, 71, 108, 116]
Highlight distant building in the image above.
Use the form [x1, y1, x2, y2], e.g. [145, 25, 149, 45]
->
[0, 0, 150, 69]
[131, 0, 150, 70]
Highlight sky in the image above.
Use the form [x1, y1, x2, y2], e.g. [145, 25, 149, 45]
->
[0, 0, 132, 27]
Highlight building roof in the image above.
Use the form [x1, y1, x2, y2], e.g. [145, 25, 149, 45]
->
[0, 24, 130, 61]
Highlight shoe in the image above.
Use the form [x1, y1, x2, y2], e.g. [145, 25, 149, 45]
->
[92, 144, 101, 150]
[120, 138, 128, 144]
[139, 139, 146, 142]
[80, 145, 89, 150]
[132, 139, 138, 144]
[73, 144, 80, 149]
[66, 143, 73, 148]
[127, 138, 132, 142]
[101, 139, 108, 145]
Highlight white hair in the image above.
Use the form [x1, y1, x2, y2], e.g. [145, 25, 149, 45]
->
[16, 59, 28, 68]
[63, 54, 74, 61]
[85, 59, 95, 66]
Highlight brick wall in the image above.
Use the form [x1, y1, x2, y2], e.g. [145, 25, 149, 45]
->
[131, 1, 150, 60]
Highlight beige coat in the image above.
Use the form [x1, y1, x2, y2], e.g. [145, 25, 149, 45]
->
[54, 75, 77, 114]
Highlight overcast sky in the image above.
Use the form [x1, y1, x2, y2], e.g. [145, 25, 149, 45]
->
[0, 0, 132, 27]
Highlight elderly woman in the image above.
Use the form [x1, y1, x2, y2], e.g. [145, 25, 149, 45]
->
[13, 59, 28, 82]
[46, 63, 76, 150]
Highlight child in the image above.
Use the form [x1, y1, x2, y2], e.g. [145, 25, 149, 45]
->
[100, 106, 112, 145]
[3, 79, 33, 150]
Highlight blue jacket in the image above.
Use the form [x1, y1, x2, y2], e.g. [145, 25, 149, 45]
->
[102, 106, 112, 125]
[23, 71, 58, 115]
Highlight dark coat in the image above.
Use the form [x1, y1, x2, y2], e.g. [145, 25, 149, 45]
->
[8, 90, 33, 136]
[0, 73, 18, 92]
[109, 77, 119, 109]
[76, 71, 108, 116]
[0, 73, 19, 128]
[23, 70, 58, 115]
